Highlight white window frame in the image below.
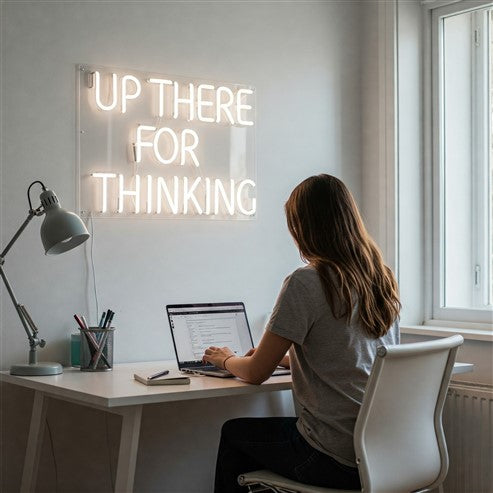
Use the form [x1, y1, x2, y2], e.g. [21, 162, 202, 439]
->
[429, 0, 493, 326]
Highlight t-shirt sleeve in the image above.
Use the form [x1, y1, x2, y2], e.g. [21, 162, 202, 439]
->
[266, 272, 318, 345]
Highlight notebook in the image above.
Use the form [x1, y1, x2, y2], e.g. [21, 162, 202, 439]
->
[134, 370, 190, 386]
[166, 302, 290, 378]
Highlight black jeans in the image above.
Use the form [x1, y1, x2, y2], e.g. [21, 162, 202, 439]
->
[214, 417, 361, 492]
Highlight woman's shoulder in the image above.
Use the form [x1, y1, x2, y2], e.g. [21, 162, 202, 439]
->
[288, 264, 323, 289]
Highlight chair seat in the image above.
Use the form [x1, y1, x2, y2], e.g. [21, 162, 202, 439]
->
[238, 470, 360, 493]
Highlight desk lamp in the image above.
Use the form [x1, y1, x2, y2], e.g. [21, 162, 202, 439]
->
[0, 180, 90, 376]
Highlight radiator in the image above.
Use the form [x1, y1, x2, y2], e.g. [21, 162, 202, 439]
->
[442, 382, 493, 493]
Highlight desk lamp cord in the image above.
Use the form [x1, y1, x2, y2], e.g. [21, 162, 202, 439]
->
[88, 213, 99, 323]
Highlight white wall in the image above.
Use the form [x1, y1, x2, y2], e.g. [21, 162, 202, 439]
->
[396, 0, 424, 324]
[0, 2, 363, 491]
[0, 1, 362, 369]
[361, 0, 398, 271]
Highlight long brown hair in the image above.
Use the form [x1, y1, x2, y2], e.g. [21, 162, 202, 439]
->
[285, 174, 400, 338]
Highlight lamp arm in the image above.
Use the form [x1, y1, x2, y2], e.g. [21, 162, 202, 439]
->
[0, 264, 36, 343]
[1, 208, 43, 259]
[0, 208, 46, 361]
[1, 180, 46, 258]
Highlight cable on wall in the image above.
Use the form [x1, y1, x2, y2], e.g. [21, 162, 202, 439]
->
[89, 214, 99, 323]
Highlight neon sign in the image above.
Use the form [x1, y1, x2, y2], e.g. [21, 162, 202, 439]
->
[77, 65, 256, 219]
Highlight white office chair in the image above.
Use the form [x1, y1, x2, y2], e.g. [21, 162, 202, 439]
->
[238, 335, 464, 493]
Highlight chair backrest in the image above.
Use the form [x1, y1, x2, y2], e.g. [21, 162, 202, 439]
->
[353, 335, 463, 493]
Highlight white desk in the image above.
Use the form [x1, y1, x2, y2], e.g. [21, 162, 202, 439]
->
[0, 360, 473, 493]
[1, 360, 291, 492]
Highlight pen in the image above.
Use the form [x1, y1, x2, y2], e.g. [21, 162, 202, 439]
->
[74, 314, 96, 356]
[74, 314, 85, 330]
[98, 311, 106, 328]
[147, 370, 169, 380]
[102, 310, 112, 328]
[81, 315, 89, 329]
[105, 311, 114, 328]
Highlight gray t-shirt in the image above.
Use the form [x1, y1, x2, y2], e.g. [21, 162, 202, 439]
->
[266, 265, 399, 466]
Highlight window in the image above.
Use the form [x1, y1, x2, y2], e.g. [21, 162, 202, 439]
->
[431, 0, 493, 325]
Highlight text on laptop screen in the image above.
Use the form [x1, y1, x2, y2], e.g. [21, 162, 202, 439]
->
[168, 304, 253, 364]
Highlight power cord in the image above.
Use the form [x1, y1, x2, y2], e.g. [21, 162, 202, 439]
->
[89, 214, 99, 323]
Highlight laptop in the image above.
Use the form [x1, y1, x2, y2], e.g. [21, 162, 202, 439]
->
[167, 302, 291, 378]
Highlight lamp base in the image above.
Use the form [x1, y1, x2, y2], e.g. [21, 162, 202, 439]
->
[10, 362, 63, 376]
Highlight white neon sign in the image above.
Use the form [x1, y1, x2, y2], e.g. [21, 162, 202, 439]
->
[78, 65, 256, 219]
[121, 75, 141, 114]
[91, 174, 255, 216]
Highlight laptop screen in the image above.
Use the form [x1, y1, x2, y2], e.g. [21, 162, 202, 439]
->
[167, 303, 254, 368]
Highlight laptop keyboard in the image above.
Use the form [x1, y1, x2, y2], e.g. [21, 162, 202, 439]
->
[183, 366, 290, 377]
[183, 367, 231, 375]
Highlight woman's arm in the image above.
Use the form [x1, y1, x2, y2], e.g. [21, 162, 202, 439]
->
[203, 330, 292, 385]
[245, 348, 290, 368]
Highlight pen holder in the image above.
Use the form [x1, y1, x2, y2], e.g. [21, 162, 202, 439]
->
[79, 327, 114, 371]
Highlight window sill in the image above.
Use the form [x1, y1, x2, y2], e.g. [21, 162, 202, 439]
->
[401, 324, 493, 342]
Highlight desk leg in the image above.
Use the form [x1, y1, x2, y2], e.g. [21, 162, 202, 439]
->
[114, 405, 142, 493]
[20, 390, 49, 493]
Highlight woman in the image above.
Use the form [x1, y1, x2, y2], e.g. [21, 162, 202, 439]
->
[202, 174, 400, 491]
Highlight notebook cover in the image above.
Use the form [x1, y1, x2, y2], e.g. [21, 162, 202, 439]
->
[134, 373, 190, 386]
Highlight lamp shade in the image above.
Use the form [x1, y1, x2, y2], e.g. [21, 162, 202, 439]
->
[39, 189, 90, 255]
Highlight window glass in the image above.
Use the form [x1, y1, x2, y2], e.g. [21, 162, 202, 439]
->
[439, 7, 492, 314]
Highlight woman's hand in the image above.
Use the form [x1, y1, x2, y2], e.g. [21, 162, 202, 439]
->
[202, 332, 291, 384]
[203, 346, 235, 369]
